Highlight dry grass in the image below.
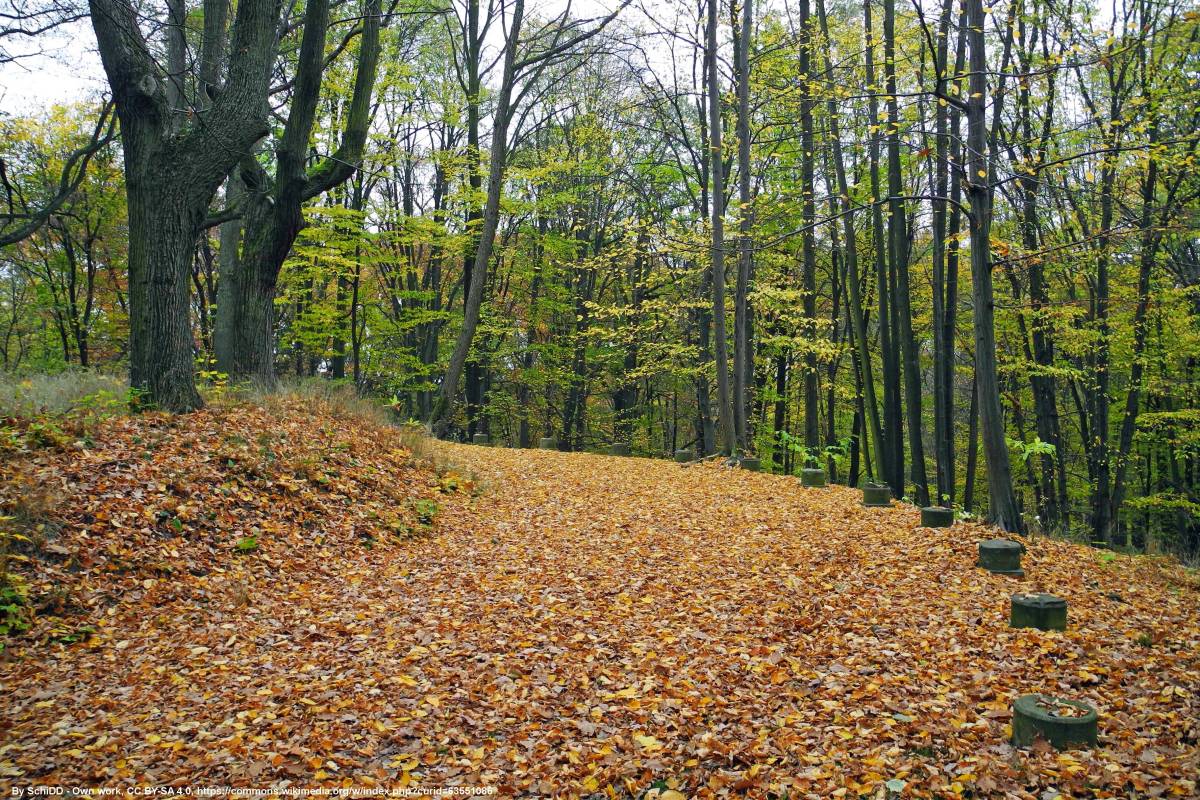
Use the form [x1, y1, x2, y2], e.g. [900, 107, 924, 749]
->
[242, 378, 394, 428]
[239, 378, 472, 478]
[394, 419, 435, 461]
[0, 370, 478, 498]
[0, 371, 128, 419]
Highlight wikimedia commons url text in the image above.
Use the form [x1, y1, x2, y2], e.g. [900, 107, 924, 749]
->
[9, 788, 498, 798]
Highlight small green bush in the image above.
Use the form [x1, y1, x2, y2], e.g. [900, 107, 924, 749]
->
[0, 581, 29, 639]
[412, 498, 439, 525]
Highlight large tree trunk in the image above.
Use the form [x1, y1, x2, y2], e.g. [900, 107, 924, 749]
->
[462, 0, 485, 437]
[864, 0, 901, 494]
[126, 174, 205, 410]
[707, 0, 736, 456]
[799, 0, 820, 458]
[885, 0, 929, 505]
[213, 174, 244, 375]
[696, 278, 716, 456]
[964, 0, 1023, 533]
[964, 373, 980, 513]
[930, 0, 963, 506]
[90, 0, 280, 410]
[226, 176, 305, 380]
[733, 0, 754, 450]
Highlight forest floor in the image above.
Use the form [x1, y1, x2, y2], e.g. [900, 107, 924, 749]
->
[1, 399, 1198, 798]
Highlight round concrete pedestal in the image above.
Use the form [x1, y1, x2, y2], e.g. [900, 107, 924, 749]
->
[1011, 593, 1067, 630]
[1012, 694, 1097, 750]
[978, 539, 1024, 577]
[863, 484, 891, 507]
[800, 468, 826, 487]
[920, 506, 955, 527]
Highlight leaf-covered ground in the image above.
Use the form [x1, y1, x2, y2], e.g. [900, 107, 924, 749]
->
[2, 404, 1198, 797]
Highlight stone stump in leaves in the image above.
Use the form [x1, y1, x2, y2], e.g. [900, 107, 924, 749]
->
[978, 539, 1024, 577]
[1011, 694, 1098, 750]
[863, 484, 891, 507]
[920, 506, 955, 527]
[800, 468, 826, 487]
[1011, 593, 1067, 631]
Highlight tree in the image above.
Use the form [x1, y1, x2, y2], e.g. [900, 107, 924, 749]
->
[816, 0, 885, 481]
[89, 0, 281, 409]
[213, 0, 385, 384]
[0, 102, 116, 248]
[432, 0, 628, 437]
[864, 0, 902, 494]
[706, 0, 735, 456]
[884, 0, 928, 505]
[732, 0, 754, 451]
[798, 0, 819, 459]
[962, 0, 1023, 533]
[0, 104, 128, 369]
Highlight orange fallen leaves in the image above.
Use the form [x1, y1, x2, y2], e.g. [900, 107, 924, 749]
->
[1, 403, 1198, 798]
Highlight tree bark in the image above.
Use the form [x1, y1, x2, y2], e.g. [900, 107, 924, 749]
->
[885, 0, 929, 505]
[964, 0, 1023, 533]
[864, 0, 901, 494]
[434, 0, 524, 436]
[707, 0, 735, 456]
[215, 0, 382, 385]
[1014, 10, 1067, 532]
[817, 0, 885, 481]
[733, 0, 753, 450]
[90, 0, 281, 410]
[799, 0, 819, 459]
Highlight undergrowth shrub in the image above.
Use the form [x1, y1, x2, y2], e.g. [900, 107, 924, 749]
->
[0, 521, 32, 645]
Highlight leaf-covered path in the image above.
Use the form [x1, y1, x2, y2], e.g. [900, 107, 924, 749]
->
[2, 410, 1198, 797]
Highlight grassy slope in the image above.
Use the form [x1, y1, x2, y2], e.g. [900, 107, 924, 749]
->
[1, 404, 1197, 797]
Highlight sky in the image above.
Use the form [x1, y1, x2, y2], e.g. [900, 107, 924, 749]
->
[0, 0, 1123, 118]
[0, 0, 642, 116]
[0, 18, 107, 114]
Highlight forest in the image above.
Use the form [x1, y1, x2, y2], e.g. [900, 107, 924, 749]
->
[3, 0, 1200, 791]
[2, 0, 1200, 558]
